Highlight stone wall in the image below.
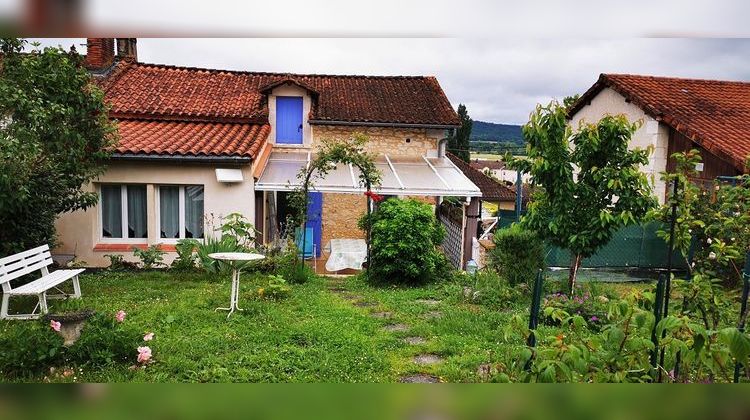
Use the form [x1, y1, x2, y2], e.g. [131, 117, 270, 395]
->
[311, 125, 444, 157]
[321, 192, 367, 249]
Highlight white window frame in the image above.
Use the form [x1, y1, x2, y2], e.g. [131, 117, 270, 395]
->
[98, 184, 148, 243]
[155, 185, 205, 243]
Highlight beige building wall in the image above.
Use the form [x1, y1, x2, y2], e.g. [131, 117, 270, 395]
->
[568, 87, 669, 203]
[54, 161, 255, 267]
[320, 193, 367, 248]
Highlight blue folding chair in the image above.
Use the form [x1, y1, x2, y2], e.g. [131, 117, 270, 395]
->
[295, 227, 317, 272]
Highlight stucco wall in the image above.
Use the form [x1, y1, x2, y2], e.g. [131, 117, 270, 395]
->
[312, 125, 444, 157]
[54, 161, 255, 267]
[569, 87, 670, 203]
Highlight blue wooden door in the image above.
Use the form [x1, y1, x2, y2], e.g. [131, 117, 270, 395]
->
[306, 192, 322, 257]
[276, 96, 303, 144]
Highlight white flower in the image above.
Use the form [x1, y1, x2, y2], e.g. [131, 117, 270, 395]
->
[706, 238, 712, 244]
[708, 252, 717, 260]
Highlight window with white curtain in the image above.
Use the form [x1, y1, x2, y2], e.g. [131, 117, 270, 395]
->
[158, 185, 204, 239]
[100, 184, 148, 239]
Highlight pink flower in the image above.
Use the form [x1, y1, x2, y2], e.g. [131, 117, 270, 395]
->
[143, 332, 154, 341]
[50, 320, 61, 332]
[137, 346, 152, 364]
[115, 310, 126, 323]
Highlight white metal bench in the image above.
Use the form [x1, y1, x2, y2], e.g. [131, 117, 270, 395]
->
[0, 244, 84, 320]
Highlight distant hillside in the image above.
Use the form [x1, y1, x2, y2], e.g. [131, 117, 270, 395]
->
[470, 121, 524, 144]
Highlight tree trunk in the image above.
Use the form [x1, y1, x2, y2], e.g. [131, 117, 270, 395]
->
[568, 253, 582, 294]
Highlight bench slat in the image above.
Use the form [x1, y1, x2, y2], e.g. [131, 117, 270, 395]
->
[9, 269, 84, 295]
[1, 257, 53, 284]
[0, 244, 50, 266]
[1, 251, 52, 274]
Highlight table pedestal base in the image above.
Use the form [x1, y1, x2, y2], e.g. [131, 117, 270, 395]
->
[215, 268, 243, 318]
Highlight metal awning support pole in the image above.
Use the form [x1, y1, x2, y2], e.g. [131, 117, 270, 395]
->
[515, 170, 523, 222]
[734, 253, 750, 383]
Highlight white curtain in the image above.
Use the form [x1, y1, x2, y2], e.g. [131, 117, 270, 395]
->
[160, 186, 180, 238]
[184, 186, 204, 238]
[101, 185, 122, 238]
[127, 185, 148, 238]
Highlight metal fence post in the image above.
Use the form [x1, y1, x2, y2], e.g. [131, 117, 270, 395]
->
[651, 272, 666, 379]
[524, 269, 544, 371]
[734, 253, 750, 383]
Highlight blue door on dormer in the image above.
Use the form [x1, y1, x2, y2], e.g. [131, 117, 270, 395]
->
[276, 96, 303, 144]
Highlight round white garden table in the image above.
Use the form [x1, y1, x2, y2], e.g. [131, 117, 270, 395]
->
[208, 252, 265, 318]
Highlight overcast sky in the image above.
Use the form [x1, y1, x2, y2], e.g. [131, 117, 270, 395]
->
[29, 37, 750, 125]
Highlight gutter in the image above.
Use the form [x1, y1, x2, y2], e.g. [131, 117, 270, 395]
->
[110, 153, 252, 165]
[308, 119, 459, 130]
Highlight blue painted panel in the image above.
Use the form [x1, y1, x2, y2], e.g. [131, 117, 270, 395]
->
[306, 192, 323, 257]
[276, 96, 303, 144]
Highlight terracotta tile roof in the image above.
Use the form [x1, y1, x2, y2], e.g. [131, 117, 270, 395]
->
[102, 61, 460, 127]
[115, 119, 269, 158]
[569, 73, 750, 172]
[447, 153, 516, 201]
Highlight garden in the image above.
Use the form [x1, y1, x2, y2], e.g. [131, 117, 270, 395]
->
[0, 40, 748, 383]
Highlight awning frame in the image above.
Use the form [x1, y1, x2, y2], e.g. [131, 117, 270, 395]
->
[255, 151, 482, 197]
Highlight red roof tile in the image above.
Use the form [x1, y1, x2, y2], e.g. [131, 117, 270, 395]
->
[447, 153, 516, 201]
[569, 74, 750, 172]
[469, 159, 506, 171]
[115, 119, 269, 158]
[102, 61, 460, 127]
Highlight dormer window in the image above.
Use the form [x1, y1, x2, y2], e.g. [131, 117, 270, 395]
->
[276, 96, 303, 144]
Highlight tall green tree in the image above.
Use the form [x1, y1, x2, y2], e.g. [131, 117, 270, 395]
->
[510, 101, 656, 292]
[0, 39, 117, 255]
[447, 103, 472, 162]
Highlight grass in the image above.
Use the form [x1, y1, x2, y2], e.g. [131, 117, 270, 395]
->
[0, 269, 649, 382]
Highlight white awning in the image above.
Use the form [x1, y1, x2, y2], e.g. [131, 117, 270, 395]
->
[255, 151, 482, 197]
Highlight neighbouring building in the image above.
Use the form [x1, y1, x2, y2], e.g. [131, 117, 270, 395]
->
[469, 158, 530, 186]
[54, 38, 481, 267]
[568, 74, 750, 203]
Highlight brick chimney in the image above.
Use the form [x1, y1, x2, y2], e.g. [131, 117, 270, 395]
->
[116, 38, 138, 61]
[85, 38, 115, 70]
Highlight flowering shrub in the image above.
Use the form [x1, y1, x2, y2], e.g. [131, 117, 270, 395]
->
[0, 310, 154, 379]
[541, 286, 609, 330]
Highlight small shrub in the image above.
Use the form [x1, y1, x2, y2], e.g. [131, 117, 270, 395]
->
[171, 239, 198, 271]
[272, 242, 315, 284]
[219, 212, 258, 249]
[457, 270, 526, 309]
[257, 275, 292, 300]
[541, 285, 608, 329]
[132, 245, 166, 269]
[194, 235, 244, 274]
[104, 254, 138, 271]
[489, 225, 545, 286]
[363, 198, 445, 284]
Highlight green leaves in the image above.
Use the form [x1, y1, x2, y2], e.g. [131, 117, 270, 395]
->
[518, 101, 657, 290]
[719, 328, 750, 361]
[0, 38, 117, 254]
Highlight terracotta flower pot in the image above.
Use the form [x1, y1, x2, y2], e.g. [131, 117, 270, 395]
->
[44, 309, 95, 347]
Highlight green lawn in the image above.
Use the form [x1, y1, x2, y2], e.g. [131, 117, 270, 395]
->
[0, 270, 646, 382]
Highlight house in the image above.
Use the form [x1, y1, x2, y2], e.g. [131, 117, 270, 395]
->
[54, 38, 481, 267]
[469, 158, 530, 186]
[568, 74, 750, 203]
[448, 154, 517, 212]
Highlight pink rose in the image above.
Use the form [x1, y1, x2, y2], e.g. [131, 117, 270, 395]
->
[143, 332, 154, 341]
[50, 320, 61, 332]
[115, 310, 126, 323]
[137, 346, 152, 364]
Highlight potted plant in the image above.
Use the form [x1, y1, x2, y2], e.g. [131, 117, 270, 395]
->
[44, 309, 95, 347]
